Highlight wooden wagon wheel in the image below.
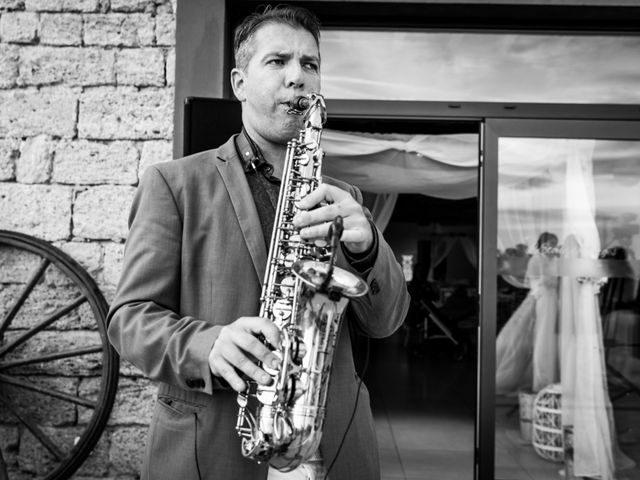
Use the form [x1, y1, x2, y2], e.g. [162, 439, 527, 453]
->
[0, 230, 119, 480]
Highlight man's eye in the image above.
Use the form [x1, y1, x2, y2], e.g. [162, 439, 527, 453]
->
[304, 63, 319, 72]
[268, 58, 284, 65]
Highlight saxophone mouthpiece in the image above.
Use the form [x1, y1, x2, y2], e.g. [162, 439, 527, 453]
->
[287, 96, 310, 115]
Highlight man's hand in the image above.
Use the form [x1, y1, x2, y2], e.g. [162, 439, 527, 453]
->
[292, 184, 373, 254]
[208, 317, 282, 393]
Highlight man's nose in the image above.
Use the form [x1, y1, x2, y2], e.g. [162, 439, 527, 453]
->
[285, 62, 304, 88]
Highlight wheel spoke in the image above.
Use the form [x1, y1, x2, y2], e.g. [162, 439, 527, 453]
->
[0, 393, 65, 461]
[0, 295, 87, 357]
[0, 345, 103, 371]
[0, 373, 97, 409]
[0, 258, 50, 338]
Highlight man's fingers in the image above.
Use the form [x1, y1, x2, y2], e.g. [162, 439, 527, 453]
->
[245, 318, 282, 351]
[208, 317, 282, 393]
[212, 363, 247, 393]
[236, 331, 281, 370]
[225, 343, 274, 386]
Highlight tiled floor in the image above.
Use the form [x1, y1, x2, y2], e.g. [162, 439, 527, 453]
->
[363, 332, 476, 480]
[361, 331, 640, 480]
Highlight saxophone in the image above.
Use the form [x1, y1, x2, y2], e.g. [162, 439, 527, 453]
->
[235, 93, 368, 471]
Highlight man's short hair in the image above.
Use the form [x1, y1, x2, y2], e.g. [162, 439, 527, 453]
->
[233, 4, 321, 71]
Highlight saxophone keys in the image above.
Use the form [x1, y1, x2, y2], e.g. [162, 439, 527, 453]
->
[272, 299, 292, 320]
[273, 410, 294, 444]
[299, 182, 311, 196]
[283, 253, 297, 268]
[291, 336, 307, 365]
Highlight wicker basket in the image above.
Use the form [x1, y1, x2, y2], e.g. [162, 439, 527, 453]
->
[532, 383, 564, 462]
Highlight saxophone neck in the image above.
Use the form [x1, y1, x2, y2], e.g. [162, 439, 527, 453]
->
[288, 93, 327, 128]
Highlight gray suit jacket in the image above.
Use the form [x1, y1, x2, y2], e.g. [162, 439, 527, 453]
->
[107, 136, 409, 479]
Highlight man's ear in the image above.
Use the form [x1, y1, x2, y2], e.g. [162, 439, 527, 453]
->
[230, 68, 246, 102]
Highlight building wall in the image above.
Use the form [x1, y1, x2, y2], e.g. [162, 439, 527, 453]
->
[0, 0, 176, 477]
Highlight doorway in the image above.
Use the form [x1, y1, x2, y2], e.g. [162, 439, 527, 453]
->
[351, 193, 479, 480]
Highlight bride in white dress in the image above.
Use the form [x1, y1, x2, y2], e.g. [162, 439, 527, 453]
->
[496, 232, 560, 395]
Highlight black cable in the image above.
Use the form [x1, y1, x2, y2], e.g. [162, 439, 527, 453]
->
[194, 412, 203, 480]
[323, 335, 370, 480]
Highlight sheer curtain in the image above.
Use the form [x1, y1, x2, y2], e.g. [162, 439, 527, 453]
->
[322, 130, 477, 198]
[367, 193, 398, 232]
[558, 146, 618, 480]
[497, 139, 621, 479]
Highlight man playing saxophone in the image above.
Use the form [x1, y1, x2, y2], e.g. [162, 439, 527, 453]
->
[107, 4, 409, 480]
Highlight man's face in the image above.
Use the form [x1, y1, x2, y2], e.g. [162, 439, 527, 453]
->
[231, 22, 321, 145]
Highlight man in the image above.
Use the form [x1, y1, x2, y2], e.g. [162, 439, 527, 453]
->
[107, 5, 409, 480]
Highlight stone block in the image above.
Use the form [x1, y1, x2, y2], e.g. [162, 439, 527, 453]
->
[73, 185, 136, 240]
[0, 11, 38, 43]
[75, 433, 110, 477]
[110, 0, 153, 12]
[55, 240, 103, 277]
[18, 46, 115, 86]
[0, 0, 24, 10]
[0, 183, 73, 240]
[0, 376, 77, 426]
[139, 139, 172, 179]
[18, 425, 109, 476]
[79, 376, 154, 425]
[0, 243, 40, 282]
[165, 47, 174, 86]
[116, 47, 164, 87]
[155, 12, 174, 46]
[83, 13, 154, 47]
[38, 12, 81, 45]
[2, 329, 105, 376]
[118, 358, 145, 378]
[24, 0, 100, 11]
[0, 137, 19, 180]
[102, 240, 124, 289]
[0, 43, 19, 87]
[0, 425, 19, 471]
[16, 134, 52, 183]
[156, 0, 174, 15]
[0, 87, 78, 138]
[109, 426, 147, 474]
[78, 87, 173, 140]
[2, 280, 85, 330]
[53, 139, 138, 185]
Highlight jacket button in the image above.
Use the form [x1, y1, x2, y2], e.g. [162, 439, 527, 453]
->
[370, 279, 380, 295]
[186, 378, 204, 389]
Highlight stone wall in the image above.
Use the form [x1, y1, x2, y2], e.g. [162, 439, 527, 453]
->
[0, 0, 176, 478]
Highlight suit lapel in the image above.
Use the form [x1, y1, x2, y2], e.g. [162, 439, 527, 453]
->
[215, 138, 267, 283]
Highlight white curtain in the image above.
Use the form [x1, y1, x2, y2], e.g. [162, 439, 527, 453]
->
[459, 236, 478, 268]
[322, 130, 477, 198]
[368, 193, 398, 232]
[494, 139, 628, 479]
[558, 148, 617, 480]
[427, 236, 458, 281]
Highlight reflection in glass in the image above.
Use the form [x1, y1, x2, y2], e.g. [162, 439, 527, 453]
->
[495, 139, 640, 479]
[321, 30, 640, 104]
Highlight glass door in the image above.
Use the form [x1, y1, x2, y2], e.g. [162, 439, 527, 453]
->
[481, 120, 640, 480]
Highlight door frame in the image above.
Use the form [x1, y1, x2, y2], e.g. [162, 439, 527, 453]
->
[329, 101, 640, 480]
[481, 117, 640, 479]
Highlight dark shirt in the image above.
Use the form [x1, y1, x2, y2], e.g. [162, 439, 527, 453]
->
[234, 128, 378, 273]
